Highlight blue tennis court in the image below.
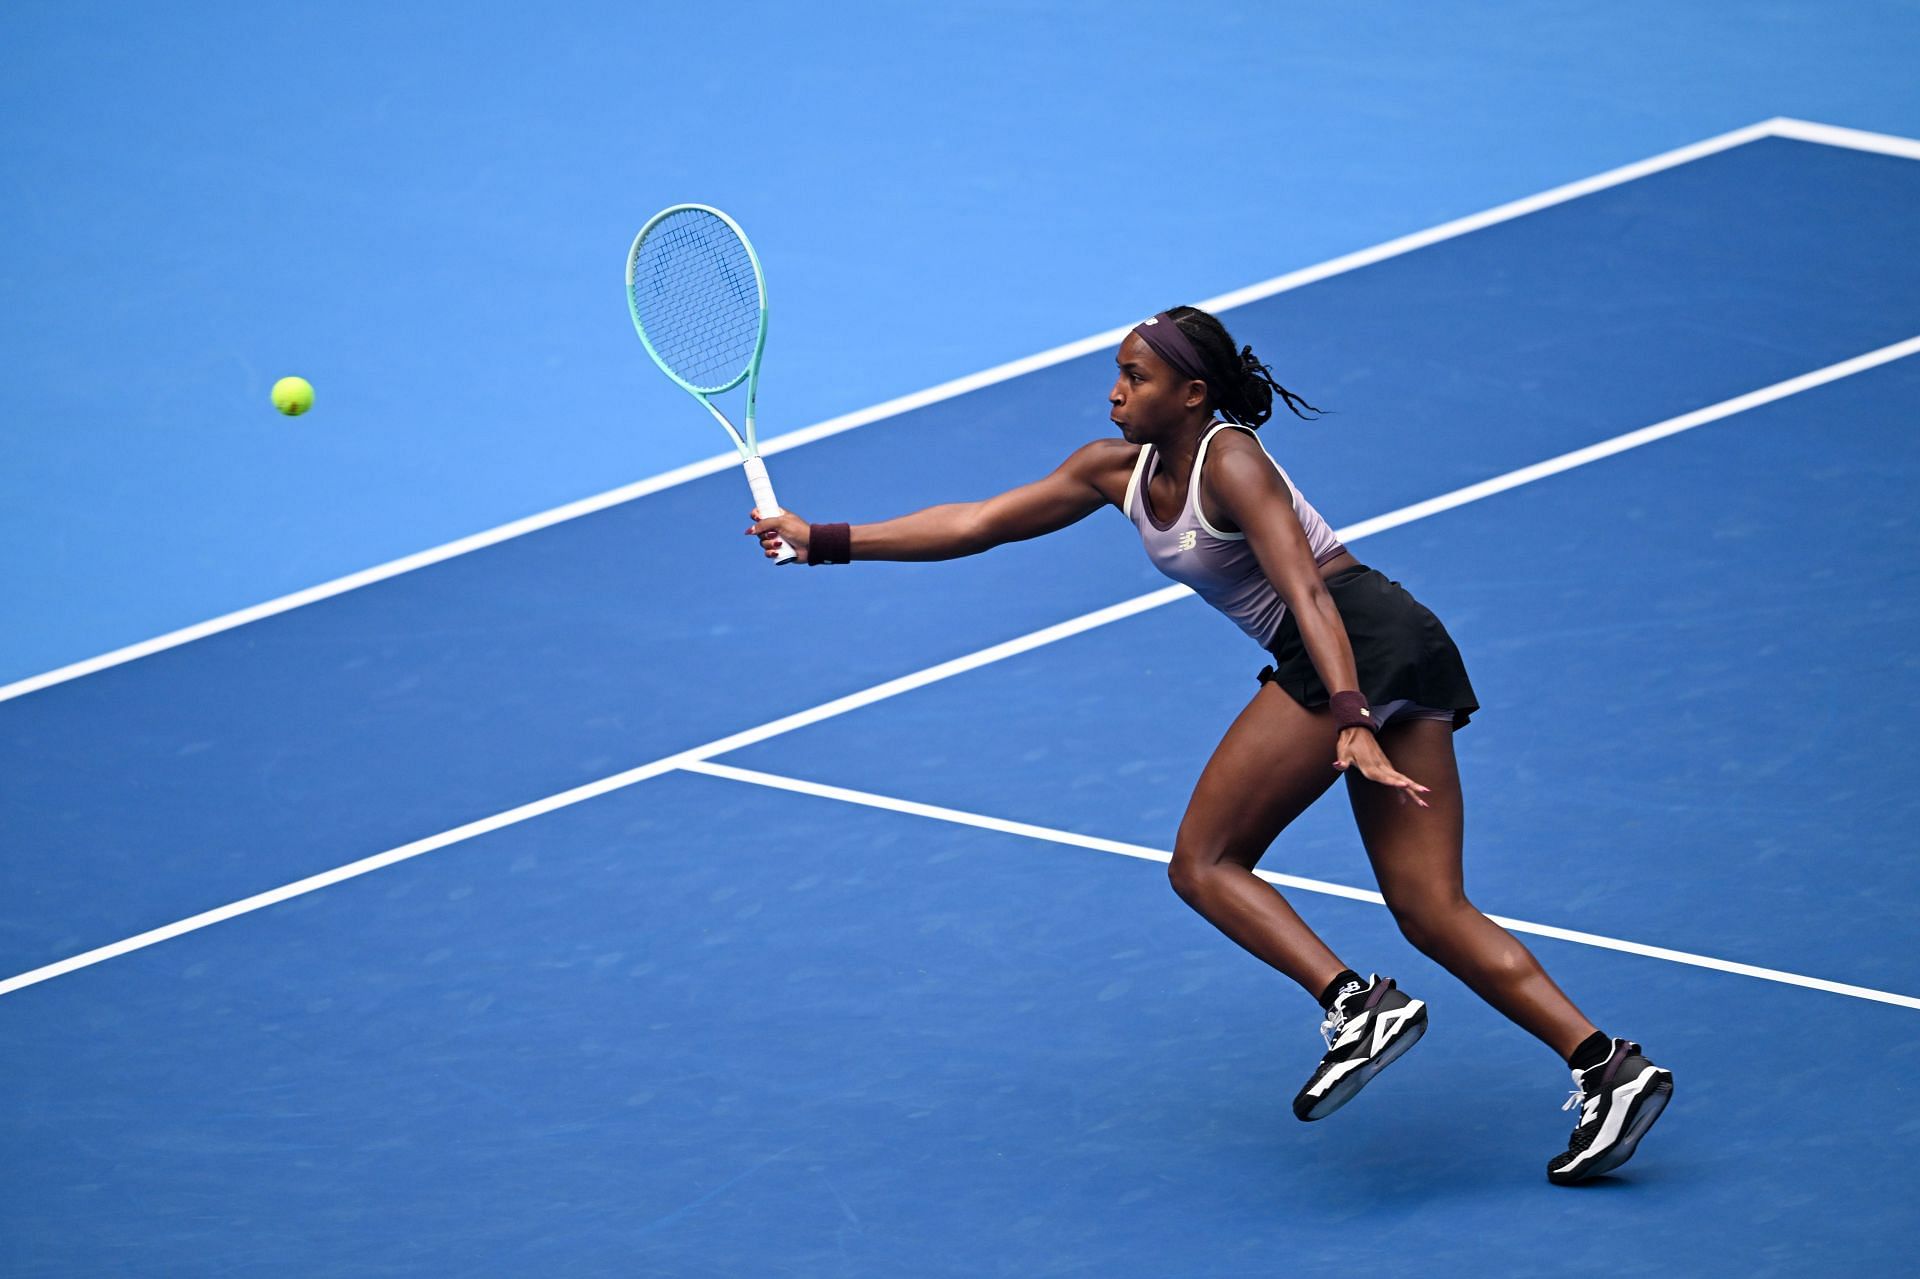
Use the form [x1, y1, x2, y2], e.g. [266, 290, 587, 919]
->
[5, 121, 1920, 1274]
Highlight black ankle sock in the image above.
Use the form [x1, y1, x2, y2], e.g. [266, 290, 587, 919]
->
[1318, 969, 1364, 1011]
[1567, 1030, 1611, 1071]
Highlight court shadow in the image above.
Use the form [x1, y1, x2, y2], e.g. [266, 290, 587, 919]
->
[1197, 1075, 1688, 1207]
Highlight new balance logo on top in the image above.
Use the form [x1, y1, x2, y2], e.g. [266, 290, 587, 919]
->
[1176, 529, 1198, 552]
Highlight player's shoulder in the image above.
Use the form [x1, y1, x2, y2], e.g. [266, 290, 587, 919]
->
[1198, 422, 1290, 514]
[1203, 424, 1285, 487]
[1208, 422, 1267, 458]
[1063, 436, 1139, 479]
[1067, 435, 1137, 462]
[1061, 436, 1140, 507]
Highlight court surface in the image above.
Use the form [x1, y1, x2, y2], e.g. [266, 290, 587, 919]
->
[4, 123, 1919, 1276]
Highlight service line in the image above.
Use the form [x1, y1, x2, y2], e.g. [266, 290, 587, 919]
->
[680, 760, 1920, 1013]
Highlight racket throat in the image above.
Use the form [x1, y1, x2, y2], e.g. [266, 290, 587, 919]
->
[701, 399, 750, 458]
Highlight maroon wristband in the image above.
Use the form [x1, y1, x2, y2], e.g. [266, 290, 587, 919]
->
[808, 522, 851, 565]
[1329, 690, 1376, 733]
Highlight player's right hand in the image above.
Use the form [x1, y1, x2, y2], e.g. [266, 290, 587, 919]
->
[1333, 728, 1431, 807]
[746, 509, 809, 563]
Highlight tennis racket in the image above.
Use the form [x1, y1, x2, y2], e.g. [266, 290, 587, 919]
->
[625, 203, 797, 564]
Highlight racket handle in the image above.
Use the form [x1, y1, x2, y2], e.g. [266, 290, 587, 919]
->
[743, 456, 798, 565]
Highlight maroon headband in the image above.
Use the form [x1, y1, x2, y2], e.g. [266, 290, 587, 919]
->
[1132, 312, 1211, 383]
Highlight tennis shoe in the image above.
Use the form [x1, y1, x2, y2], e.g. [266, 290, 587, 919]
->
[1292, 973, 1427, 1121]
[1547, 1037, 1673, 1185]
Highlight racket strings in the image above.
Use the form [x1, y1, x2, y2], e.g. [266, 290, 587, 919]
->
[630, 211, 763, 392]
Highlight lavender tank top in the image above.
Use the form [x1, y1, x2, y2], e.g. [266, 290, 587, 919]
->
[1124, 421, 1346, 648]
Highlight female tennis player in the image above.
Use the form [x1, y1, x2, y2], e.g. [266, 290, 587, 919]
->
[746, 306, 1673, 1184]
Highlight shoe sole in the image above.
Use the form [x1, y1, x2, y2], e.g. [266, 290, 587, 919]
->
[1297, 1003, 1427, 1122]
[1548, 1070, 1674, 1185]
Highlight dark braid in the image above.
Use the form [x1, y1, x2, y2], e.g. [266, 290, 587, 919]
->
[1167, 305, 1324, 427]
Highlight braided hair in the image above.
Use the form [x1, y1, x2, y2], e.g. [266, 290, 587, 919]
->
[1166, 305, 1323, 427]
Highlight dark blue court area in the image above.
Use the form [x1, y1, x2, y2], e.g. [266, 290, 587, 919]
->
[4, 131, 1919, 1276]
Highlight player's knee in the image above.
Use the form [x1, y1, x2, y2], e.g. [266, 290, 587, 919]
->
[1167, 832, 1220, 903]
[1167, 854, 1203, 903]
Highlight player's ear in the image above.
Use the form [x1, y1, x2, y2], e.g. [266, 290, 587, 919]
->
[1185, 379, 1208, 410]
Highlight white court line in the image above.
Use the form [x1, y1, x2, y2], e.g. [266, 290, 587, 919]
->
[3, 335, 1915, 999]
[1337, 332, 1920, 543]
[6, 116, 1911, 708]
[1769, 117, 1920, 162]
[682, 760, 1920, 1013]
[3, 116, 1828, 707]
[0, 590, 1192, 999]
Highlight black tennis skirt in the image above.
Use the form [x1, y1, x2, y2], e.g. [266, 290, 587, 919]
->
[1256, 563, 1480, 731]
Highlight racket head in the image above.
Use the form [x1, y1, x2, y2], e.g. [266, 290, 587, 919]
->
[625, 204, 768, 397]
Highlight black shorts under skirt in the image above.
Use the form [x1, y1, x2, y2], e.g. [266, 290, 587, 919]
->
[1255, 563, 1480, 731]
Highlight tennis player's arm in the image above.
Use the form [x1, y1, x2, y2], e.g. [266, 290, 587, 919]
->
[841, 439, 1131, 561]
[1203, 441, 1362, 694]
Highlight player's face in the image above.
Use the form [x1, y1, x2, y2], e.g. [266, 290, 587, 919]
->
[1109, 333, 1204, 443]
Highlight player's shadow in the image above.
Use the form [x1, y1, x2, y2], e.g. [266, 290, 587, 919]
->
[1199, 1078, 1679, 1204]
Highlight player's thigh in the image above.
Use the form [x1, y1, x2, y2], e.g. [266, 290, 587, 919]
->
[1345, 718, 1467, 911]
[1178, 681, 1344, 871]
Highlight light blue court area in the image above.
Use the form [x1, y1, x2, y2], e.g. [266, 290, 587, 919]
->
[7, 3, 1920, 685]
[4, 120, 1920, 1274]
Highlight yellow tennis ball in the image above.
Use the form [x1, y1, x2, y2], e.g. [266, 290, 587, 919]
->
[271, 376, 314, 416]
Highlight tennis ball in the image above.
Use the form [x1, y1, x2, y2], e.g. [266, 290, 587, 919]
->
[271, 376, 314, 416]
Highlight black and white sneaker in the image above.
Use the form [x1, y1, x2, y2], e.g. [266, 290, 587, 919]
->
[1291, 973, 1428, 1121]
[1547, 1037, 1673, 1185]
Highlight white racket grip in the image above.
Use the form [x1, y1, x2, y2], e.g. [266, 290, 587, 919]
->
[743, 455, 798, 564]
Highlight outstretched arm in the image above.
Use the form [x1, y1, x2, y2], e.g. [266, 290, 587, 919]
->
[747, 439, 1133, 563]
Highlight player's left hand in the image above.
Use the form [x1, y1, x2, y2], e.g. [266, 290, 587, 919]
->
[1333, 728, 1431, 807]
